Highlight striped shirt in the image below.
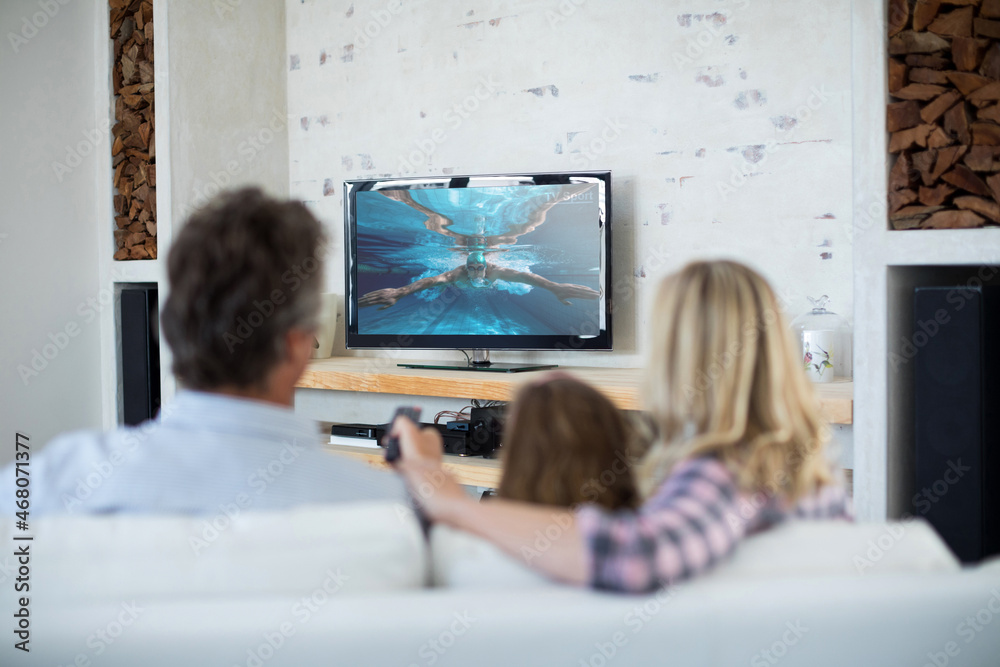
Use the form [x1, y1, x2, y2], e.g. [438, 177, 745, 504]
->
[0, 391, 408, 516]
[576, 457, 852, 592]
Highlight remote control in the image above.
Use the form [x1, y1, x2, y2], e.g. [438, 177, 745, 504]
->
[384, 406, 422, 463]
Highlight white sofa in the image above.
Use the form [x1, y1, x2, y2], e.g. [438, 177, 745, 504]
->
[1, 502, 998, 667]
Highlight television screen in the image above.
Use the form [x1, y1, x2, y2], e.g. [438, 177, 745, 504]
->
[344, 172, 611, 352]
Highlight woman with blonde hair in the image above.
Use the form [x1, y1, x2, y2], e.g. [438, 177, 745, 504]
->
[391, 260, 851, 592]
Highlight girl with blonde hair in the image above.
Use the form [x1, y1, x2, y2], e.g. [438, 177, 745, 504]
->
[392, 260, 851, 592]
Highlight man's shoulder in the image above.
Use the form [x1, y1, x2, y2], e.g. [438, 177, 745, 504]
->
[0, 425, 146, 515]
[34, 427, 115, 465]
[44, 422, 156, 461]
[295, 447, 410, 504]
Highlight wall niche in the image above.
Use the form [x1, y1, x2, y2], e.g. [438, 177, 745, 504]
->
[888, 0, 1000, 230]
[110, 0, 156, 260]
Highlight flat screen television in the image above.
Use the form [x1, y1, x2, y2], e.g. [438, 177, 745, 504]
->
[343, 171, 611, 372]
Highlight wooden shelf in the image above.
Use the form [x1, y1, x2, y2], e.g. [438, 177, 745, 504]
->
[326, 443, 503, 488]
[326, 448, 853, 494]
[299, 357, 853, 424]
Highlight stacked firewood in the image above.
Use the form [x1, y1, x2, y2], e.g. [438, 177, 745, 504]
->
[888, 0, 1000, 229]
[111, 0, 156, 259]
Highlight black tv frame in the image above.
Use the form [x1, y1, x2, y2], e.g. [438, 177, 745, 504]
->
[343, 171, 612, 368]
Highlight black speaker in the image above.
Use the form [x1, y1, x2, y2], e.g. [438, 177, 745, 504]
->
[469, 406, 504, 458]
[913, 286, 999, 563]
[120, 286, 161, 426]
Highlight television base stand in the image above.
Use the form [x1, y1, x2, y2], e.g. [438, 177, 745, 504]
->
[397, 361, 557, 373]
[397, 349, 556, 373]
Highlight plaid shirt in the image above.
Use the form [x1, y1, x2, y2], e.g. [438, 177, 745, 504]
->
[575, 456, 853, 592]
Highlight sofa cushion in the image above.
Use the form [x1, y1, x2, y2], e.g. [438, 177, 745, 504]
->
[430, 524, 560, 588]
[430, 518, 959, 588]
[11, 568, 1000, 667]
[710, 518, 960, 579]
[5, 502, 426, 603]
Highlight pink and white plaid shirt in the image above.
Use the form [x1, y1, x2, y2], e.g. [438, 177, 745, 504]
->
[575, 457, 853, 592]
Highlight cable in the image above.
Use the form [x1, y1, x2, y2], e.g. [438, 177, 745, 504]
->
[434, 405, 471, 424]
[471, 399, 506, 409]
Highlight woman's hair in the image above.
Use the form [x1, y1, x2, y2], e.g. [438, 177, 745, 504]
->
[498, 375, 638, 510]
[639, 260, 834, 501]
[161, 187, 326, 391]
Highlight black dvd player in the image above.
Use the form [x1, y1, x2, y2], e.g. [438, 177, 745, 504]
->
[329, 420, 501, 458]
[330, 423, 386, 440]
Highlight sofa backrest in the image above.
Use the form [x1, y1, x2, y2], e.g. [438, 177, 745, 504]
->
[4, 509, 962, 605]
[4, 501, 426, 604]
[429, 518, 960, 588]
[429, 522, 559, 588]
[711, 518, 959, 579]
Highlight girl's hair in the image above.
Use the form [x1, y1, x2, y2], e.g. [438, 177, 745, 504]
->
[639, 260, 834, 501]
[498, 375, 638, 510]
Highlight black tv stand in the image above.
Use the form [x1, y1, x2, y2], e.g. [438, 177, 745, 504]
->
[397, 349, 557, 374]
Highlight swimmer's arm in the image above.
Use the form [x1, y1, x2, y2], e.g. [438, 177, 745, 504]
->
[380, 189, 459, 239]
[489, 266, 554, 288]
[401, 267, 465, 294]
[490, 266, 600, 305]
[359, 269, 464, 309]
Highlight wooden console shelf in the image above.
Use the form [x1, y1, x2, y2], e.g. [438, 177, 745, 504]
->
[327, 443, 503, 488]
[300, 357, 853, 424]
[326, 447, 852, 493]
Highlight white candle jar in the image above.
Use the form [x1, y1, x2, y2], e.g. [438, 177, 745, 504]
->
[790, 296, 852, 383]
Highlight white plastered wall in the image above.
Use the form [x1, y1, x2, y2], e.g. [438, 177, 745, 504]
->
[286, 0, 855, 467]
[0, 0, 107, 465]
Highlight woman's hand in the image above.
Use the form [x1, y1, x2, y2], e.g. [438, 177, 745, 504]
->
[388, 416, 588, 585]
[389, 417, 471, 522]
